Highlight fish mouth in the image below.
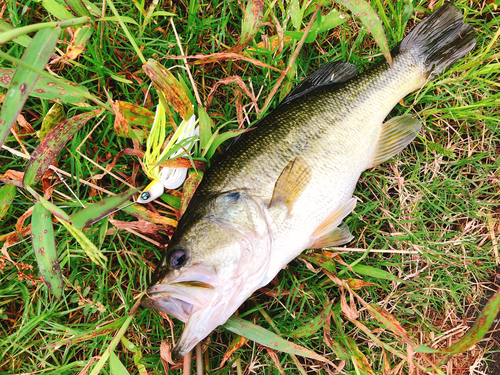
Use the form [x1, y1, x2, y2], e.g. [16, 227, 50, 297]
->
[142, 280, 216, 322]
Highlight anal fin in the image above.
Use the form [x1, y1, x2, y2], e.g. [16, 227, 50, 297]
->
[368, 115, 421, 168]
[270, 158, 312, 213]
[311, 198, 356, 248]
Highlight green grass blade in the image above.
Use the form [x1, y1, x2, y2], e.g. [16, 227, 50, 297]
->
[0, 183, 16, 220]
[143, 59, 194, 121]
[0, 20, 31, 47]
[0, 17, 89, 44]
[121, 337, 147, 375]
[351, 264, 404, 283]
[25, 186, 71, 222]
[58, 219, 107, 268]
[23, 110, 100, 187]
[109, 351, 131, 375]
[0, 27, 60, 149]
[224, 317, 333, 363]
[0, 67, 91, 103]
[63, 0, 90, 17]
[71, 187, 141, 229]
[31, 203, 64, 299]
[285, 301, 333, 339]
[42, 0, 75, 20]
[317, 10, 348, 33]
[198, 107, 214, 150]
[334, 0, 392, 66]
[204, 128, 250, 161]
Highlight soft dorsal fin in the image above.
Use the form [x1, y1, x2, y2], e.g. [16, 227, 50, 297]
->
[280, 61, 358, 106]
[311, 223, 354, 248]
[310, 198, 356, 248]
[269, 158, 312, 213]
[367, 115, 422, 169]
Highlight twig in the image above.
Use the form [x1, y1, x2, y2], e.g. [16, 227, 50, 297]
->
[183, 350, 192, 375]
[261, 5, 321, 115]
[195, 343, 203, 375]
[331, 247, 420, 255]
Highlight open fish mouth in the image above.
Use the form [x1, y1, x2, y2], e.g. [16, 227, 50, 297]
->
[142, 281, 215, 322]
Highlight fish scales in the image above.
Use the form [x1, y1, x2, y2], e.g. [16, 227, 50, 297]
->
[142, 3, 476, 358]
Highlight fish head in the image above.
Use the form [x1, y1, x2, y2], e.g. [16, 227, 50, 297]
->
[142, 190, 272, 358]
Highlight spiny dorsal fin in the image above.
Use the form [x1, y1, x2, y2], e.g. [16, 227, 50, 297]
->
[270, 158, 312, 213]
[367, 115, 422, 169]
[311, 223, 354, 248]
[280, 61, 358, 106]
[311, 198, 356, 247]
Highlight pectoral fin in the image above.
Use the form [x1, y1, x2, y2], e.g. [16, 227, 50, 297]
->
[368, 115, 421, 168]
[311, 198, 356, 248]
[311, 223, 354, 248]
[270, 158, 312, 213]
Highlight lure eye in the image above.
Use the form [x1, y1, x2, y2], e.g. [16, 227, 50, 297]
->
[140, 192, 150, 200]
[169, 249, 187, 268]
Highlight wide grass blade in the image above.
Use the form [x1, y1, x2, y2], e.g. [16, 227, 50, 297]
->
[414, 288, 500, 355]
[112, 100, 156, 143]
[180, 170, 203, 216]
[334, 0, 392, 66]
[64, 0, 91, 17]
[233, 0, 264, 51]
[224, 317, 332, 363]
[0, 67, 90, 103]
[0, 183, 16, 220]
[42, 0, 75, 20]
[142, 59, 194, 121]
[0, 27, 60, 149]
[38, 103, 66, 141]
[31, 203, 64, 298]
[58, 219, 107, 268]
[23, 110, 100, 187]
[65, 25, 93, 60]
[71, 187, 140, 229]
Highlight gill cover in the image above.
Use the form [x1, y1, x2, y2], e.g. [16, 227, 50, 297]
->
[143, 190, 273, 358]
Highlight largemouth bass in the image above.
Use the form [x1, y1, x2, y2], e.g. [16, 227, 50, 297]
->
[142, 3, 475, 358]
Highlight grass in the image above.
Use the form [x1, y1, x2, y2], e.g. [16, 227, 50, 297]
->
[0, 0, 499, 374]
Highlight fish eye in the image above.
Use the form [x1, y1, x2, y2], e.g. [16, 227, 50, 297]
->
[169, 249, 187, 268]
[141, 192, 151, 200]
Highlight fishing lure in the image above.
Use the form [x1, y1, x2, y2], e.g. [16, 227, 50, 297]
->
[138, 102, 199, 204]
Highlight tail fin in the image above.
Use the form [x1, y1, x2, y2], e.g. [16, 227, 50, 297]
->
[397, 3, 476, 79]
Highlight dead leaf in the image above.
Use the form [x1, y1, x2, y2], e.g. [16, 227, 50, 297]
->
[157, 158, 205, 170]
[219, 335, 249, 368]
[166, 52, 283, 73]
[265, 347, 285, 375]
[206, 75, 259, 112]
